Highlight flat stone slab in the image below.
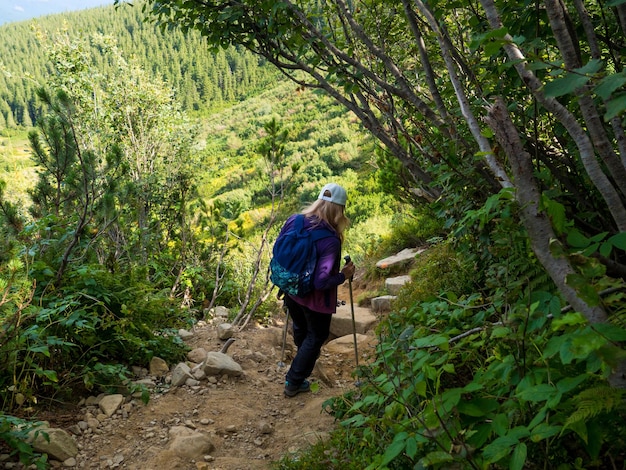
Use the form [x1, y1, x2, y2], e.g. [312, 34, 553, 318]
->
[386, 275, 411, 295]
[325, 334, 373, 355]
[371, 295, 397, 313]
[330, 304, 377, 338]
[376, 247, 426, 269]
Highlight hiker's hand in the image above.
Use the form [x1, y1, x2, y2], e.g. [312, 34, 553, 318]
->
[342, 261, 355, 280]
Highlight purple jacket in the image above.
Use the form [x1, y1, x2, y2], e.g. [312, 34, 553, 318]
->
[282, 214, 346, 314]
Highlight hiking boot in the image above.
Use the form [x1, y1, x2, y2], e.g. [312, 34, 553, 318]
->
[284, 379, 311, 397]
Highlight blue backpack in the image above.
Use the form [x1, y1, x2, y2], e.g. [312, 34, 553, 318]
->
[270, 214, 335, 297]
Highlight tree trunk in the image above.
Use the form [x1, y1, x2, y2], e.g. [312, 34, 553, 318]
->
[485, 98, 626, 388]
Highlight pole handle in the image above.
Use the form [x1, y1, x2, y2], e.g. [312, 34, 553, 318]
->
[343, 255, 353, 282]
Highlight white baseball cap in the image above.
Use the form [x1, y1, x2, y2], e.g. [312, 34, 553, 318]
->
[318, 183, 347, 206]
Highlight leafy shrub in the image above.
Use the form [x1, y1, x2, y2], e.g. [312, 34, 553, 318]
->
[0, 262, 190, 410]
[319, 291, 626, 469]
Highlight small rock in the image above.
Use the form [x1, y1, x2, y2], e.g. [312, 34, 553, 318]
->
[258, 421, 273, 434]
[179, 328, 194, 339]
[149, 357, 169, 376]
[84, 395, 100, 406]
[171, 362, 193, 387]
[87, 417, 100, 430]
[131, 366, 148, 378]
[217, 323, 234, 340]
[200, 352, 243, 377]
[168, 426, 215, 459]
[187, 347, 208, 363]
[99, 394, 124, 418]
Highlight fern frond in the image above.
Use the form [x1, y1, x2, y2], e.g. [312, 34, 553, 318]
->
[563, 385, 625, 430]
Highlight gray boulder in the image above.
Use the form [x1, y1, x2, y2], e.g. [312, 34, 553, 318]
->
[200, 352, 243, 377]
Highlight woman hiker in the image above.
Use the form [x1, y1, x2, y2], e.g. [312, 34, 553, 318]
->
[279, 182, 355, 397]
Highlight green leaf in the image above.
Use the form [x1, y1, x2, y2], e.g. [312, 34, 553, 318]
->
[589, 231, 608, 242]
[552, 311, 587, 330]
[560, 339, 575, 364]
[607, 232, 626, 250]
[566, 229, 589, 248]
[599, 241, 613, 258]
[567, 419, 588, 443]
[544, 63, 595, 97]
[570, 327, 607, 359]
[517, 384, 557, 402]
[483, 435, 520, 462]
[380, 432, 407, 466]
[541, 196, 566, 234]
[441, 388, 462, 413]
[566, 273, 600, 306]
[414, 380, 427, 397]
[605, 93, 626, 120]
[530, 423, 561, 442]
[419, 451, 454, 465]
[592, 323, 626, 341]
[493, 413, 509, 436]
[457, 397, 499, 417]
[556, 374, 588, 393]
[510, 443, 527, 470]
[582, 242, 600, 256]
[28, 345, 50, 357]
[595, 71, 626, 99]
[467, 423, 492, 448]
[491, 326, 511, 338]
[39, 369, 58, 382]
[405, 436, 418, 459]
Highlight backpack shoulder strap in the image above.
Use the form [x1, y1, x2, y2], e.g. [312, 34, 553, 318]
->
[296, 214, 336, 241]
[310, 225, 337, 242]
[292, 214, 305, 233]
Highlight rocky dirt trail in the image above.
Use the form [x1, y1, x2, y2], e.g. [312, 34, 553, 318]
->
[73, 321, 371, 470]
[7, 282, 381, 470]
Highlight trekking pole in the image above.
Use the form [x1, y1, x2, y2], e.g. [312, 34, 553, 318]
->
[344, 255, 359, 368]
[278, 301, 289, 368]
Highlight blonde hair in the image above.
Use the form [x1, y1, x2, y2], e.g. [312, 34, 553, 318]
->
[302, 199, 350, 241]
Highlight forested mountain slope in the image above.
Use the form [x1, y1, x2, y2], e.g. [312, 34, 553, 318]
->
[0, 0, 278, 129]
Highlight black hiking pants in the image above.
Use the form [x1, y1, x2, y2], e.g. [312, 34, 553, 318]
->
[284, 295, 332, 386]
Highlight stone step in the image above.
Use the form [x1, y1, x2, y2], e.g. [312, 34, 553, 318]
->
[371, 295, 397, 313]
[385, 275, 411, 295]
[375, 247, 426, 269]
[330, 303, 377, 338]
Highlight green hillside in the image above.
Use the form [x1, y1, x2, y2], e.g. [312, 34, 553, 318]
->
[0, 0, 279, 129]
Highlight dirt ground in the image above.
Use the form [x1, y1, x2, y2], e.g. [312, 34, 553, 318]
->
[23, 283, 377, 470]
